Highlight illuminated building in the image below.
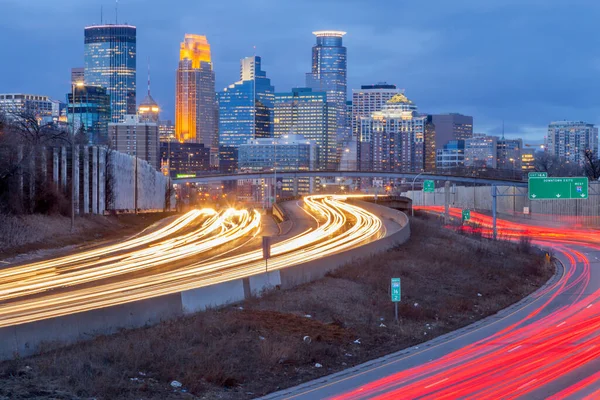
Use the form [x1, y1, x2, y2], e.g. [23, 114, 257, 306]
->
[497, 137, 523, 170]
[219, 145, 238, 174]
[218, 56, 274, 147]
[424, 116, 437, 172]
[238, 134, 316, 196]
[521, 147, 536, 172]
[160, 141, 210, 177]
[138, 94, 159, 124]
[175, 34, 218, 166]
[465, 134, 498, 169]
[359, 93, 425, 172]
[84, 25, 136, 123]
[274, 88, 337, 170]
[436, 140, 465, 169]
[547, 121, 598, 166]
[354, 83, 404, 170]
[306, 31, 348, 142]
[109, 114, 159, 170]
[158, 120, 175, 142]
[71, 67, 84, 85]
[431, 114, 473, 149]
[66, 85, 111, 144]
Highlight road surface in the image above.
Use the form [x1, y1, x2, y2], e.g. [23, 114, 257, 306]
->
[0, 195, 393, 327]
[262, 207, 600, 399]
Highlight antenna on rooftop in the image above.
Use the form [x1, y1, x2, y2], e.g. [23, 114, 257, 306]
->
[147, 57, 151, 96]
[115, 0, 118, 24]
[100, 5, 103, 24]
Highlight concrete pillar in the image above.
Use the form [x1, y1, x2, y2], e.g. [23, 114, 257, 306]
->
[60, 146, 67, 190]
[73, 145, 79, 215]
[92, 146, 98, 214]
[293, 176, 299, 197]
[40, 147, 47, 184]
[83, 146, 89, 214]
[17, 146, 23, 201]
[444, 181, 450, 223]
[29, 148, 35, 213]
[52, 148, 59, 187]
[98, 147, 106, 214]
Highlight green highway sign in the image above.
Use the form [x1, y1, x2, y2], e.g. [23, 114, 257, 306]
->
[528, 172, 548, 178]
[391, 278, 401, 302]
[423, 180, 435, 193]
[462, 209, 471, 221]
[528, 177, 589, 200]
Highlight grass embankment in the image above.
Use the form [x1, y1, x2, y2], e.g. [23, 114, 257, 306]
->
[0, 215, 553, 400]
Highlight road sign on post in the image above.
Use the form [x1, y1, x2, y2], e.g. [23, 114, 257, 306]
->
[391, 277, 401, 322]
[423, 180, 435, 193]
[391, 278, 401, 302]
[462, 209, 471, 221]
[528, 177, 589, 200]
[262, 236, 271, 273]
[528, 172, 548, 178]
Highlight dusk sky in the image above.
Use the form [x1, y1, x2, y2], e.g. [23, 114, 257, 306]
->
[2, 0, 600, 142]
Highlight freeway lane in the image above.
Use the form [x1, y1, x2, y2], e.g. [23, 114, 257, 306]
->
[0, 195, 388, 327]
[262, 208, 600, 400]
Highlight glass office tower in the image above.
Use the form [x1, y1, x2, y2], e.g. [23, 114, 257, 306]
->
[84, 25, 136, 123]
[218, 56, 274, 147]
[306, 31, 347, 142]
[66, 85, 111, 144]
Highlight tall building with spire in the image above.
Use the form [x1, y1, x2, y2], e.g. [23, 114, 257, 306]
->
[306, 31, 347, 143]
[138, 62, 159, 123]
[84, 25, 136, 123]
[175, 34, 218, 165]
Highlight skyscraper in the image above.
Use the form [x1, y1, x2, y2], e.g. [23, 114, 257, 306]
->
[547, 121, 598, 166]
[431, 114, 473, 149]
[306, 31, 347, 142]
[71, 67, 84, 85]
[218, 56, 274, 147]
[464, 134, 498, 169]
[84, 25, 136, 123]
[175, 34, 218, 165]
[352, 83, 402, 139]
[274, 88, 337, 170]
[359, 93, 425, 172]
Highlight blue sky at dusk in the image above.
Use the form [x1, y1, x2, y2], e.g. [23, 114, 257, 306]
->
[1, 0, 600, 141]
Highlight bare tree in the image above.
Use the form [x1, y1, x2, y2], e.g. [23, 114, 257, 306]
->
[583, 149, 600, 181]
[534, 152, 582, 177]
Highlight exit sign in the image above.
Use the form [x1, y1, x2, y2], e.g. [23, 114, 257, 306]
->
[528, 177, 589, 200]
[391, 278, 401, 302]
[528, 172, 548, 178]
[423, 180, 435, 193]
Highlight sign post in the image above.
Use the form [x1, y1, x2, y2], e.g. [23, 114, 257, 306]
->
[462, 209, 471, 222]
[528, 177, 589, 200]
[262, 236, 271, 273]
[391, 278, 401, 322]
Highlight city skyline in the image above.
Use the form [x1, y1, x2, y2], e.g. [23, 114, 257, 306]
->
[2, 0, 600, 141]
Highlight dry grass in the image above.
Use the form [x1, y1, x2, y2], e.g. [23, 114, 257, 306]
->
[0, 216, 552, 400]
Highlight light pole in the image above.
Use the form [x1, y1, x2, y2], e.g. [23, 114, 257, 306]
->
[411, 171, 427, 217]
[272, 139, 277, 208]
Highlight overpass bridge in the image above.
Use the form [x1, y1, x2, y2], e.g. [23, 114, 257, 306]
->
[174, 170, 527, 188]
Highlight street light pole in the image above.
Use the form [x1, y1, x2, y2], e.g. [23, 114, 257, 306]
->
[411, 171, 426, 217]
[272, 140, 277, 208]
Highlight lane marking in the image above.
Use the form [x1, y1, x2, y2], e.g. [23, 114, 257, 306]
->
[424, 377, 448, 389]
[557, 321, 566, 327]
[507, 345, 522, 353]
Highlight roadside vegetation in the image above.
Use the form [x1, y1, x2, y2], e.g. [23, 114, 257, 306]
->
[0, 214, 553, 400]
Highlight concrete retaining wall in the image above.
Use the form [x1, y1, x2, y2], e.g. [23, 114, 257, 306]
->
[405, 182, 600, 226]
[0, 200, 410, 361]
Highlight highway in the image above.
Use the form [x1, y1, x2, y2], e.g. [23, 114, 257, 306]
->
[263, 207, 600, 400]
[0, 195, 385, 327]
